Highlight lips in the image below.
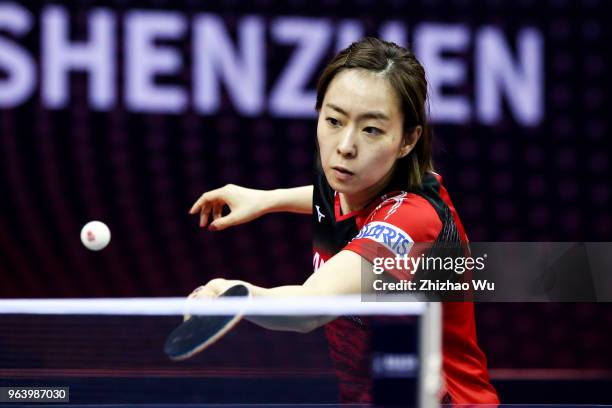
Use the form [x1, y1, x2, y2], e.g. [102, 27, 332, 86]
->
[331, 165, 355, 181]
[332, 165, 354, 175]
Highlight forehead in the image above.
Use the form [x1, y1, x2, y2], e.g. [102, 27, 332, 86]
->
[323, 69, 402, 118]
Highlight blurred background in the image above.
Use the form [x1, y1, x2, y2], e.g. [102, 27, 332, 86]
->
[0, 0, 611, 405]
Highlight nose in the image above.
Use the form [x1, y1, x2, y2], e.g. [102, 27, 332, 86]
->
[336, 128, 357, 158]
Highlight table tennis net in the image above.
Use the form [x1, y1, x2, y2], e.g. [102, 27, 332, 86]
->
[0, 296, 439, 407]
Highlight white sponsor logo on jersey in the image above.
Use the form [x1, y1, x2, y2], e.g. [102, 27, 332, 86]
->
[313, 251, 325, 271]
[353, 221, 414, 256]
[315, 205, 325, 222]
[383, 192, 407, 220]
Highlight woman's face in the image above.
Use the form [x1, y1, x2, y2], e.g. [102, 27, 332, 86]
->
[317, 69, 416, 202]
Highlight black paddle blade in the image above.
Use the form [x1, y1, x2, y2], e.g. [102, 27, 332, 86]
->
[164, 284, 250, 361]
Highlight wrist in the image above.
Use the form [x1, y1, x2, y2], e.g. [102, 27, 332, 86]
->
[263, 188, 285, 214]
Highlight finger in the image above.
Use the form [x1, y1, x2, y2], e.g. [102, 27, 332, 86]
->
[189, 188, 223, 214]
[186, 288, 200, 300]
[190, 192, 212, 214]
[209, 211, 242, 231]
[188, 287, 213, 299]
[199, 202, 212, 228]
[187, 285, 204, 298]
[189, 195, 204, 214]
[207, 278, 229, 295]
[199, 210, 209, 228]
[184, 285, 216, 320]
[184, 287, 202, 321]
[212, 203, 223, 221]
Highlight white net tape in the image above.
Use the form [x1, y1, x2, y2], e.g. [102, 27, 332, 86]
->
[0, 296, 427, 316]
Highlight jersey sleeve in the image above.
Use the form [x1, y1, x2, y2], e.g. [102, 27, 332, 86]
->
[344, 193, 442, 280]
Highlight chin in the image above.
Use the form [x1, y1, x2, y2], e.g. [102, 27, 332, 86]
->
[324, 171, 344, 191]
[325, 175, 358, 195]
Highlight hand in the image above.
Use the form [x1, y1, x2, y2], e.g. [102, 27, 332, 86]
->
[189, 184, 270, 231]
[184, 278, 250, 321]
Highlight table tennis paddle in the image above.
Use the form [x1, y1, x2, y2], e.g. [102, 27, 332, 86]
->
[164, 284, 250, 361]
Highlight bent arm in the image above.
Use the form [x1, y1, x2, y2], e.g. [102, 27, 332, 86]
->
[190, 184, 313, 230]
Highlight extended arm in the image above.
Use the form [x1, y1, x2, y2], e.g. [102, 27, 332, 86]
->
[190, 250, 376, 333]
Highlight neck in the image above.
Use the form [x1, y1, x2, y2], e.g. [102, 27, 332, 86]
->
[339, 192, 371, 215]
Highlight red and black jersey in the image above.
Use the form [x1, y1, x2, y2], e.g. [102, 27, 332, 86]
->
[312, 163, 499, 404]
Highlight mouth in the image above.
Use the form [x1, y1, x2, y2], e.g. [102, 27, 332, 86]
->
[332, 165, 354, 175]
[331, 165, 355, 181]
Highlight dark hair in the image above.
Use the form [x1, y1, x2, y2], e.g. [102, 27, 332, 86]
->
[315, 37, 433, 189]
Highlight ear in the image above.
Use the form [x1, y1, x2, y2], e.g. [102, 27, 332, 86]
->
[398, 126, 422, 158]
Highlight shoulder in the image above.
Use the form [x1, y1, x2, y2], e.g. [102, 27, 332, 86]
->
[361, 191, 443, 243]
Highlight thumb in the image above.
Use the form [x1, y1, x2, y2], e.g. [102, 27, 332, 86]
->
[208, 212, 242, 231]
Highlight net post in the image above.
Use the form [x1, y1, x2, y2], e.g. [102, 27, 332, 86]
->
[419, 301, 442, 408]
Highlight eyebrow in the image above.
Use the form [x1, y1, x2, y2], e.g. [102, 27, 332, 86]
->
[325, 103, 390, 122]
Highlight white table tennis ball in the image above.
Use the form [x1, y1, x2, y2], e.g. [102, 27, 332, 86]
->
[80, 221, 111, 251]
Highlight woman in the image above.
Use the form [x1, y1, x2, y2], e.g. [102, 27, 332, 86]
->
[188, 37, 499, 404]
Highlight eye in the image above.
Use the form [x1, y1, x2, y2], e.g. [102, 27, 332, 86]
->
[363, 126, 383, 136]
[326, 117, 341, 127]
